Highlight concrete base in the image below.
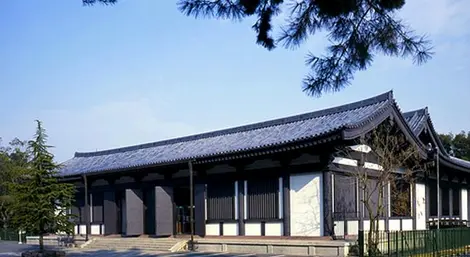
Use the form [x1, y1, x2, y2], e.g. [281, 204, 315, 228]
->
[26, 236, 87, 248]
[194, 238, 350, 256]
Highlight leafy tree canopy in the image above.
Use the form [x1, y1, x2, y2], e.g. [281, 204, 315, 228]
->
[0, 138, 29, 230]
[439, 131, 470, 161]
[82, 0, 433, 97]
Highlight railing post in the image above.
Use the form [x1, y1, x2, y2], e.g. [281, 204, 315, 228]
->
[395, 231, 399, 257]
[359, 230, 364, 257]
[400, 231, 404, 257]
[385, 230, 391, 256]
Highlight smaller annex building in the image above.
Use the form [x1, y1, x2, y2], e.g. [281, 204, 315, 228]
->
[60, 91, 470, 239]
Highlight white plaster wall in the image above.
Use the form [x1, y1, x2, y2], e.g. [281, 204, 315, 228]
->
[364, 162, 383, 171]
[389, 220, 400, 231]
[79, 225, 86, 235]
[74, 225, 79, 235]
[332, 157, 358, 167]
[402, 219, 413, 231]
[462, 189, 468, 221]
[289, 172, 323, 236]
[348, 220, 359, 235]
[334, 221, 345, 236]
[265, 222, 283, 236]
[363, 220, 385, 231]
[91, 225, 100, 235]
[245, 223, 261, 236]
[415, 183, 427, 230]
[363, 220, 370, 231]
[379, 220, 385, 231]
[223, 223, 239, 236]
[205, 224, 220, 236]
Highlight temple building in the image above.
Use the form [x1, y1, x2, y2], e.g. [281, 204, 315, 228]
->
[59, 91, 470, 238]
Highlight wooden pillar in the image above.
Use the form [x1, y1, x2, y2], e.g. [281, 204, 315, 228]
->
[425, 175, 430, 228]
[83, 175, 90, 241]
[358, 177, 364, 231]
[449, 187, 453, 217]
[194, 182, 206, 236]
[323, 170, 334, 237]
[384, 182, 390, 231]
[103, 178, 117, 235]
[237, 179, 245, 236]
[282, 173, 291, 236]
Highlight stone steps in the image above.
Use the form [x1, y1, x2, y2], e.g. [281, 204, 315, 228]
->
[84, 237, 186, 252]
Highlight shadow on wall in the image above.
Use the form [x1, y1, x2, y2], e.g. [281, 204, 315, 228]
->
[290, 173, 323, 237]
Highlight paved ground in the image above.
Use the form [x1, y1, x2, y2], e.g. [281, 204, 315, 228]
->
[0, 242, 294, 257]
[0, 241, 40, 256]
[65, 250, 292, 257]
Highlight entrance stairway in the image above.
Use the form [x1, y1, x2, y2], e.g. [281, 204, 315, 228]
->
[83, 236, 187, 252]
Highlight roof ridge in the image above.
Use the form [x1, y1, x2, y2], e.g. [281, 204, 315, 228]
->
[403, 107, 428, 117]
[74, 91, 393, 158]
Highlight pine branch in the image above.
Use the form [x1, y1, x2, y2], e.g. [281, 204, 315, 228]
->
[82, 0, 117, 6]
[177, 0, 244, 20]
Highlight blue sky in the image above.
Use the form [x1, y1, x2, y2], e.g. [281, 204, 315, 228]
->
[1, 0, 469, 162]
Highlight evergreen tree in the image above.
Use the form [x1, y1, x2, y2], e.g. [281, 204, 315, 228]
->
[0, 138, 29, 235]
[82, 0, 433, 97]
[9, 120, 75, 251]
[439, 131, 470, 161]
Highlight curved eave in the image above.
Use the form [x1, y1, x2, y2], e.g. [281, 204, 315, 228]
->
[341, 101, 428, 158]
[438, 153, 470, 173]
[419, 115, 470, 172]
[422, 117, 449, 157]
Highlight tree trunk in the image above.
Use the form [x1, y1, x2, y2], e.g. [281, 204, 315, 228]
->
[39, 233, 44, 252]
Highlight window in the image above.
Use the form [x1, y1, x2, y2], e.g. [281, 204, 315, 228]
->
[429, 180, 438, 216]
[391, 180, 411, 217]
[247, 177, 279, 220]
[334, 174, 357, 219]
[441, 185, 450, 216]
[206, 181, 235, 220]
[364, 178, 384, 218]
[452, 187, 460, 216]
[71, 193, 85, 223]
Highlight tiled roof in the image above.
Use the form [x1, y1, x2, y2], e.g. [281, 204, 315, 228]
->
[403, 109, 470, 169]
[59, 91, 393, 176]
[403, 108, 428, 135]
[450, 156, 470, 169]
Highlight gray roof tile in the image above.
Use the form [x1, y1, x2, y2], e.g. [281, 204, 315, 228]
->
[450, 156, 470, 168]
[60, 92, 392, 176]
[403, 108, 470, 169]
[403, 108, 428, 135]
